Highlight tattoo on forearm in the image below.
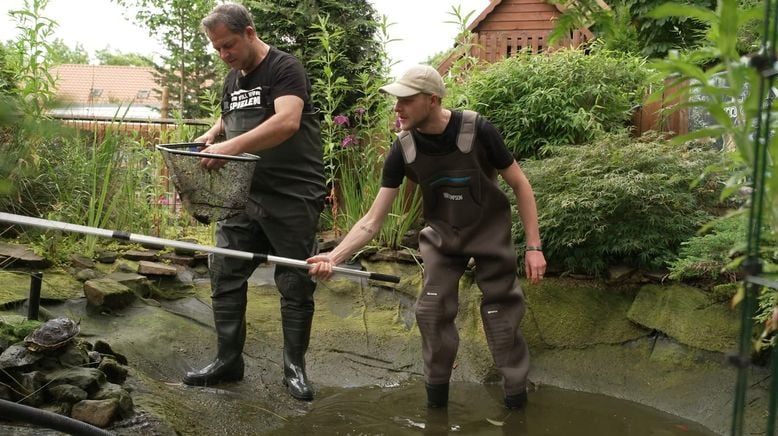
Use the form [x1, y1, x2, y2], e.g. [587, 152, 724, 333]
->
[358, 225, 374, 235]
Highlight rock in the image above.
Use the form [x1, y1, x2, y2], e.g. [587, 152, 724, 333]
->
[607, 264, 636, 282]
[87, 350, 101, 365]
[161, 252, 196, 266]
[97, 356, 128, 384]
[137, 260, 177, 276]
[0, 343, 43, 369]
[93, 382, 134, 418]
[520, 278, 648, 350]
[176, 268, 194, 284]
[365, 248, 420, 264]
[70, 254, 96, 269]
[96, 251, 118, 264]
[192, 263, 209, 275]
[105, 272, 151, 294]
[317, 230, 343, 252]
[193, 252, 209, 265]
[16, 371, 46, 406]
[93, 340, 128, 365]
[122, 249, 159, 262]
[75, 268, 102, 282]
[47, 383, 88, 404]
[173, 239, 199, 256]
[0, 383, 13, 401]
[71, 398, 120, 428]
[45, 367, 106, 395]
[116, 262, 136, 273]
[58, 343, 91, 368]
[642, 269, 669, 283]
[42, 401, 72, 416]
[627, 283, 740, 352]
[83, 278, 136, 310]
[0, 242, 51, 268]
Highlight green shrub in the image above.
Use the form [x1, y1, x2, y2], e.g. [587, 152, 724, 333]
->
[464, 49, 655, 159]
[666, 212, 770, 281]
[516, 132, 726, 275]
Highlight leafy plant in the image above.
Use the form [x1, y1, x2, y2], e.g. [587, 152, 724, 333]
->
[463, 49, 655, 159]
[645, 0, 778, 371]
[306, 11, 414, 243]
[668, 211, 778, 281]
[549, 0, 717, 59]
[7, 0, 58, 118]
[309, 14, 349, 192]
[517, 131, 727, 275]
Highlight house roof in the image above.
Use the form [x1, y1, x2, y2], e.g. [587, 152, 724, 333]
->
[467, 0, 610, 32]
[52, 64, 163, 109]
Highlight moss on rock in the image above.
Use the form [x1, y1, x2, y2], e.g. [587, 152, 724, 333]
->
[627, 283, 739, 352]
[0, 315, 42, 343]
[0, 270, 83, 306]
[521, 278, 647, 349]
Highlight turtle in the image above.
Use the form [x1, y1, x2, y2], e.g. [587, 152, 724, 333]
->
[24, 317, 80, 352]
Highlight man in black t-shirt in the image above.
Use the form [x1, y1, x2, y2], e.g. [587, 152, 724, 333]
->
[307, 65, 546, 410]
[182, 3, 325, 402]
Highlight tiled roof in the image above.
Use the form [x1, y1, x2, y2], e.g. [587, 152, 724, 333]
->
[52, 64, 163, 108]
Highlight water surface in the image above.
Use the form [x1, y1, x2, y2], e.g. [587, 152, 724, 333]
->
[270, 382, 716, 436]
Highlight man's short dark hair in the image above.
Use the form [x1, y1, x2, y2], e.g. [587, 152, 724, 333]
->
[201, 3, 255, 35]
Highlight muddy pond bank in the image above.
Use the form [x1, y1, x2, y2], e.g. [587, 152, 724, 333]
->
[0, 243, 769, 435]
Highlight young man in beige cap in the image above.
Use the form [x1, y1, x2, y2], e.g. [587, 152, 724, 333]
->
[306, 64, 546, 409]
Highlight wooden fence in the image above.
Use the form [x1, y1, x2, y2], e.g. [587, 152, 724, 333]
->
[631, 78, 690, 137]
[54, 115, 210, 144]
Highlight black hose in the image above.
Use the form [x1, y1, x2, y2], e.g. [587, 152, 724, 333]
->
[0, 398, 114, 436]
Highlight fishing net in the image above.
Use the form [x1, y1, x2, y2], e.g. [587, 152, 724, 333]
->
[156, 143, 259, 224]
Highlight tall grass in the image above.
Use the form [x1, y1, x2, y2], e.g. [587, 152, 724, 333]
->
[309, 12, 422, 248]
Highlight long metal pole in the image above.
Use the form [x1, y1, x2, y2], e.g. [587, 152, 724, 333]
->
[0, 212, 400, 284]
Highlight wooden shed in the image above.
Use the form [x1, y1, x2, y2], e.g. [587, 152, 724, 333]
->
[437, 0, 609, 74]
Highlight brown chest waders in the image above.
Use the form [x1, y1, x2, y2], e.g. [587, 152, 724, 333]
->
[400, 111, 530, 399]
[184, 106, 325, 402]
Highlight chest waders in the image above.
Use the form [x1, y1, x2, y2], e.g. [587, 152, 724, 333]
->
[183, 104, 325, 403]
[400, 111, 529, 408]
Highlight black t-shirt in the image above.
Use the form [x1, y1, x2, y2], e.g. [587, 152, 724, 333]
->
[221, 46, 314, 113]
[381, 111, 515, 188]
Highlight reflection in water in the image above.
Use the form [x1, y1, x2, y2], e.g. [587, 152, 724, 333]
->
[269, 382, 716, 436]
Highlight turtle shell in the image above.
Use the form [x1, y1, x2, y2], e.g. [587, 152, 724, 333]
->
[24, 317, 80, 352]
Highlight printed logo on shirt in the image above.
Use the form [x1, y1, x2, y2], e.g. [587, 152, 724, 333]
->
[228, 87, 263, 111]
[442, 192, 463, 201]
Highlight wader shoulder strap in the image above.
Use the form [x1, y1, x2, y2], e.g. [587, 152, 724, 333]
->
[398, 130, 417, 164]
[398, 110, 479, 164]
[457, 110, 478, 154]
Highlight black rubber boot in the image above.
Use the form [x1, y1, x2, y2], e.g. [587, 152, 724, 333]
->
[281, 310, 314, 401]
[183, 295, 246, 386]
[505, 391, 528, 409]
[426, 383, 449, 408]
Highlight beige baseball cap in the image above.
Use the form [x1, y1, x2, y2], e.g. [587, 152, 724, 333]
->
[380, 64, 446, 98]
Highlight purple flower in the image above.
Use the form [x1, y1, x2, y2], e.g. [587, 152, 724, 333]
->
[341, 135, 358, 148]
[355, 107, 366, 117]
[334, 115, 350, 126]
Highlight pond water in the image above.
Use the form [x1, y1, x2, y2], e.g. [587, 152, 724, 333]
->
[269, 382, 716, 436]
[0, 373, 719, 435]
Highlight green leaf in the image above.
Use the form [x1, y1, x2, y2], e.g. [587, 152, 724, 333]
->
[649, 3, 716, 24]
